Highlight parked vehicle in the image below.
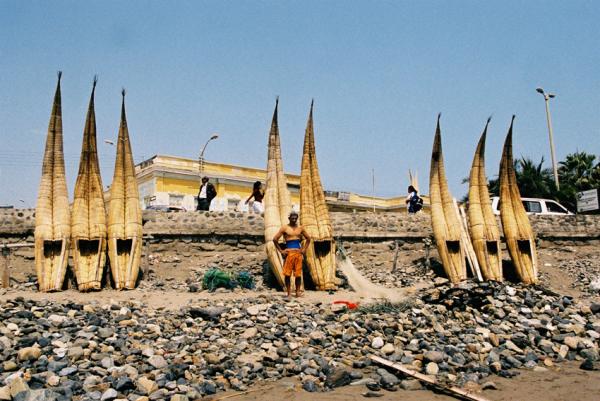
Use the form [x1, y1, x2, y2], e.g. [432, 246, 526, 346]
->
[490, 197, 573, 216]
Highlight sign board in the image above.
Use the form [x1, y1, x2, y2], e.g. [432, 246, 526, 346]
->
[576, 189, 599, 212]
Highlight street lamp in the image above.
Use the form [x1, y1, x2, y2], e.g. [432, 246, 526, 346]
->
[199, 134, 219, 176]
[536, 87, 559, 189]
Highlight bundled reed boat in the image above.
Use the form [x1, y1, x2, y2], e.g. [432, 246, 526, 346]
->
[499, 117, 538, 284]
[299, 101, 336, 290]
[71, 78, 107, 291]
[107, 90, 142, 289]
[34, 72, 70, 292]
[264, 99, 293, 289]
[467, 118, 502, 281]
[408, 169, 419, 192]
[429, 115, 466, 283]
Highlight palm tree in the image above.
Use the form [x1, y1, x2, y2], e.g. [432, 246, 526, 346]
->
[558, 151, 599, 190]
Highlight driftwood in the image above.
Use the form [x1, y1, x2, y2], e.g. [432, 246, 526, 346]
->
[370, 355, 491, 401]
[391, 240, 400, 273]
[213, 386, 275, 400]
[455, 201, 483, 282]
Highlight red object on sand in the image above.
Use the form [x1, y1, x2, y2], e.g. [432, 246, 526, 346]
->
[333, 300, 359, 309]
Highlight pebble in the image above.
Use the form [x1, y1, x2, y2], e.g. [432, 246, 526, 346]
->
[0, 280, 598, 399]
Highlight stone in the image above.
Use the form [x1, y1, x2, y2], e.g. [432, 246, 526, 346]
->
[371, 337, 384, 349]
[381, 343, 395, 355]
[17, 346, 41, 361]
[302, 380, 318, 392]
[137, 377, 159, 395]
[3, 361, 18, 371]
[46, 375, 60, 387]
[170, 396, 189, 401]
[100, 389, 118, 401]
[400, 379, 422, 391]
[377, 368, 399, 389]
[0, 386, 10, 401]
[423, 350, 444, 363]
[68, 346, 84, 361]
[564, 336, 579, 350]
[580, 359, 600, 371]
[481, 381, 498, 390]
[325, 367, 352, 388]
[425, 362, 439, 375]
[148, 355, 168, 369]
[9, 377, 29, 397]
[240, 327, 257, 339]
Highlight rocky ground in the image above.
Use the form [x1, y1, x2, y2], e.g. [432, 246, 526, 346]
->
[1, 278, 600, 401]
[2, 244, 600, 401]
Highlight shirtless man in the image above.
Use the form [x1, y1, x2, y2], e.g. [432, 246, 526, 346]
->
[273, 211, 311, 297]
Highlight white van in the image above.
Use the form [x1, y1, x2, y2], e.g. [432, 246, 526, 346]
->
[490, 197, 573, 216]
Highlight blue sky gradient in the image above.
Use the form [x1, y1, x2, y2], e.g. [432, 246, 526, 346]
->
[1, 1, 599, 206]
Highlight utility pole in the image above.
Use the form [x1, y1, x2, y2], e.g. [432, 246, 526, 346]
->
[536, 88, 559, 189]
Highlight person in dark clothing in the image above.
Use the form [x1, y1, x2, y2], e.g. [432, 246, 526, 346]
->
[245, 181, 264, 213]
[197, 177, 217, 211]
[406, 185, 422, 213]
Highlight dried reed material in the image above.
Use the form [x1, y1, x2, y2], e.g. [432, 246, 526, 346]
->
[499, 116, 538, 284]
[408, 169, 419, 192]
[71, 78, 107, 291]
[34, 72, 71, 292]
[429, 115, 466, 283]
[467, 118, 503, 281]
[264, 98, 293, 289]
[107, 90, 142, 289]
[300, 101, 336, 290]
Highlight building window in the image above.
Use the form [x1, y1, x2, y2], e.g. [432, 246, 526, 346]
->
[169, 194, 184, 207]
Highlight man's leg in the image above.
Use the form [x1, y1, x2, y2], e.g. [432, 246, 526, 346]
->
[284, 276, 291, 297]
[294, 276, 302, 297]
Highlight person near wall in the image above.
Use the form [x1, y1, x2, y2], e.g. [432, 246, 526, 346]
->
[406, 185, 422, 213]
[197, 176, 217, 211]
[245, 181, 265, 213]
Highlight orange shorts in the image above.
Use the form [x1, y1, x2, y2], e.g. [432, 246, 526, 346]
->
[283, 250, 303, 277]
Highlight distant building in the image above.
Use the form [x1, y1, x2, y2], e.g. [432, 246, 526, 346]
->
[135, 155, 426, 213]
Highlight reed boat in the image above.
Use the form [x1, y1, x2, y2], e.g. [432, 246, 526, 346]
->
[264, 99, 293, 289]
[499, 116, 538, 284]
[408, 169, 419, 192]
[71, 78, 107, 291]
[34, 72, 71, 292]
[299, 101, 336, 290]
[429, 115, 466, 283]
[107, 90, 142, 289]
[467, 118, 503, 281]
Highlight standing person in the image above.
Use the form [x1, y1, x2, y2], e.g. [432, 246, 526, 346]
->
[273, 211, 311, 297]
[197, 177, 217, 211]
[245, 181, 265, 213]
[406, 185, 422, 213]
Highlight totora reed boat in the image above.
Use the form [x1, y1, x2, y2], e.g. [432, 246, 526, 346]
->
[429, 114, 466, 283]
[499, 116, 538, 284]
[467, 118, 503, 281]
[107, 90, 143, 289]
[35, 72, 71, 292]
[264, 99, 293, 289]
[300, 101, 336, 290]
[71, 78, 107, 291]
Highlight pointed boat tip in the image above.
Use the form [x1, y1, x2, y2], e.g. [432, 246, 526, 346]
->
[57, 71, 62, 82]
[121, 88, 126, 98]
[92, 75, 98, 88]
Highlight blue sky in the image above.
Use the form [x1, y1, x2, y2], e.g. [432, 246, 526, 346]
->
[1, 1, 599, 206]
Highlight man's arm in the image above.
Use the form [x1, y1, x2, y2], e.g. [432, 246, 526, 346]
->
[272, 227, 286, 254]
[300, 227, 311, 254]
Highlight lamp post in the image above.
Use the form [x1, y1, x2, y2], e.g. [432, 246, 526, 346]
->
[536, 87, 559, 189]
[199, 134, 219, 177]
